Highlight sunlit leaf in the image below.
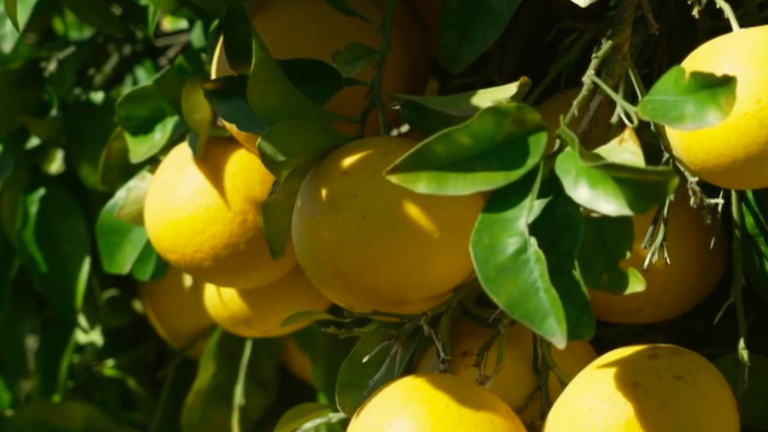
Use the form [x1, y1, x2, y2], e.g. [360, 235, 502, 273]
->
[274, 402, 332, 432]
[181, 76, 213, 153]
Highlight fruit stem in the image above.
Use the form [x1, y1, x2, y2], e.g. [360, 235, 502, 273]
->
[713, 0, 741, 31]
[730, 190, 750, 400]
[473, 325, 501, 385]
[587, 72, 639, 126]
[360, 0, 395, 137]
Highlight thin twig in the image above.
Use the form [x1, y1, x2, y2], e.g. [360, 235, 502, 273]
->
[640, 0, 659, 34]
[713, 0, 741, 31]
[359, 0, 396, 136]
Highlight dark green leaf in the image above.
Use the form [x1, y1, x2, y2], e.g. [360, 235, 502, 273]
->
[715, 354, 768, 430]
[578, 216, 646, 295]
[3, 400, 136, 432]
[116, 85, 177, 136]
[531, 190, 594, 341]
[273, 402, 332, 432]
[189, 0, 226, 17]
[471, 167, 568, 349]
[0, 63, 44, 134]
[203, 75, 269, 135]
[279, 58, 361, 107]
[385, 103, 547, 196]
[97, 128, 139, 192]
[154, 50, 208, 113]
[64, 98, 117, 190]
[96, 170, 153, 275]
[0, 144, 13, 188]
[221, 1, 253, 75]
[34, 316, 77, 400]
[437, 0, 522, 73]
[258, 118, 350, 183]
[124, 116, 186, 164]
[19, 182, 91, 323]
[262, 165, 312, 260]
[0, 275, 40, 383]
[554, 132, 679, 217]
[743, 190, 768, 303]
[130, 241, 167, 282]
[332, 42, 378, 78]
[181, 329, 281, 432]
[56, 0, 127, 38]
[336, 323, 420, 415]
[638, 66, 736, 130]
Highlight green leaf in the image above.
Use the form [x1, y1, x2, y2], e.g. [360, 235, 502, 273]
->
[0, 143, 13, 188]
[96, 170, 153, 275]
[279, 58, 361, 107]
[385, 103, 548, 196]
[248, 31, 334, 127]
[0, 0, 37, 52]
[290, 324, 356, 405]
[97, 128, 139, 192]
[262, 165, 312, 260]
[5, 0, 19, 31]
[530, 189, 595, 341]
[471, 167, 568, 349]
[124, 116, 186, 164]
[56, 0, 127, 38]
[554, 128, 679, 217]
[714, 354, 768, 430]
[130, 241, 167, 282]
[322, 0, 369, 20]
[592, 128, 647, 168]
[392, 79, 532, 137]
[34, 316, 77, 400]
[221, 1, 254, 75]
[437, 0, 523, 74]
[203, 75, 269, 136]
[274, 402, 332, 432]
[258, 118, 350, 183]
[0, 373, 11, 410]
[181, 76, 213, 150]
[578, 215, 646, 295]
[332, 42, 378, 78]
[336, 323, 420, 415]
[0, 63, 45, 134]
[743, 190, 768, 303]
[637, 66, 736, 131]
[3, 400, 136, 432]
[19, 182, 91, 323]
[181, 329, 281, 432]
[116, 85, 177, 136]
[64, 98, 118, 190]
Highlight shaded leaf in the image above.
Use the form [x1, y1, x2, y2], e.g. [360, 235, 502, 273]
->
[221, 1, 253, 75]
[715, 354, 768, 430]
[578, 215, 646, 295]
[386, 103, 547, 196]
[203, 76, 269, 135]
[116, 85, 176, 136]
[279, 58, 361, 107]
[274, 402, 332, 432]
[437, 0, 523, 73]
[97, 128, 139, 192]
[0, 374, 11, 410]
[531, 189, 594, 341]
[290, 324, 356, 405]
[332, 42, 378, 78]
[34, 316, 77, 400]
[262, 165, 312, 260]
[281, 310, 338, 329]
[638, 66, 736, 131]
[3, 400, 136, 432]
[743, 190, 768, 303]
[56, 0, 127, 38]
[323, 0, 369, 20]
[0, 63, 45, 134]
[471, 167, 568, 349]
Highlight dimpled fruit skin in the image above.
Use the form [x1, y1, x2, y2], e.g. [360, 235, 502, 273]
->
[347, 373, 527, 432]
[415, 318, 596, 422]
[138, 268, 213, 358]
[666, 25, 768, 190]
[589, 186, 727, 324]
[143, 138, 296, 289]
[202, 266, 331, 338]
[211, 0, 430, 151]
[291, 136, 485, 315]
[543, 344, 740, 432]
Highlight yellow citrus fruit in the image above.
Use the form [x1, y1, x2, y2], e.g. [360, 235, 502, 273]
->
[415, 318, 597, 423]
[138, 267, 214, 358]
[535, 87, 614, 153]
[543, 344, 740, 432]
[211, 0, 431, 152]
[666, 25, 768, 190]
[143, 137, 296, 289]
[347, 373, 528, 432]
[202, 266, 331, 338]
[281, 337, 313, 384]
[291, 136, 485, 315]
[588, 186, 727, 324]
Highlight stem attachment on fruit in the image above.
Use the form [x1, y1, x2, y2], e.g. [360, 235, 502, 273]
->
[713, 0, 741, 31]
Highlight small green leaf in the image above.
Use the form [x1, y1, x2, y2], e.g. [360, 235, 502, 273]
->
[97, 128, 139, 192]
[258, 118, 350, 183]
[5, 0, 19, 31]
[262, 165, 312, 260]
[578, 215, 646, 295]
[34, 315, 77, 400]
[124, 116, 186, 164]
[437, 0, 523, 73]
[3, 400, 137, 432]
[554, 129, 679, 217]
[591, 128, 647, 168]
[181, 76, 213, 151]
[392, 79, 532, 137]
[336, 323, 420, 415]
[274, 402, 332, 432]
[0, 143, 13, 188]
[332, 42, 378, 78]
[221, 1, 253, 75]
[531, 189, 595, 341]
[19, 182, 91, 323]
[715, 354, 768, 430]
[471, 167, 568, 349]
[279, 58, 362, 107]
[0, 63, 45, 134]
[181, 329, 281, 432]
[638, 66, 736, 130]
[203, 76, 269, 136]
[96, 170, 153, 275]
[56, 0, 127, 38]
[386, 103, 548, 196]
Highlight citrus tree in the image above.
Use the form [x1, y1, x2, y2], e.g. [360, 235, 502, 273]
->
[1, 0, 768, 431]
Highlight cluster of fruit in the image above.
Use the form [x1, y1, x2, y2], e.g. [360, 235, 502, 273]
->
[132, 1, 760, 431]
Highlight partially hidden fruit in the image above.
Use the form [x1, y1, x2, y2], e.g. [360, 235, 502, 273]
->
[202, 266, 331, 338]
[535, 87, 614, 153]
[543, 344, 740, 432]
[138, 268, 213, 358]
[347, 373, 528, 432]
[666, 25, 768, 190]
[291, 136, 485, 315]
[281, 337, 313, 384]
[415, 318, 597, 423]
[143, 137, 296, 289]
[588, 185, 727, 324]
[211, 0, 431, 152]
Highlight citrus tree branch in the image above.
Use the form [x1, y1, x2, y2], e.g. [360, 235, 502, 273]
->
[359, 0, 396, 136]
[713, 0, 741, 31]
